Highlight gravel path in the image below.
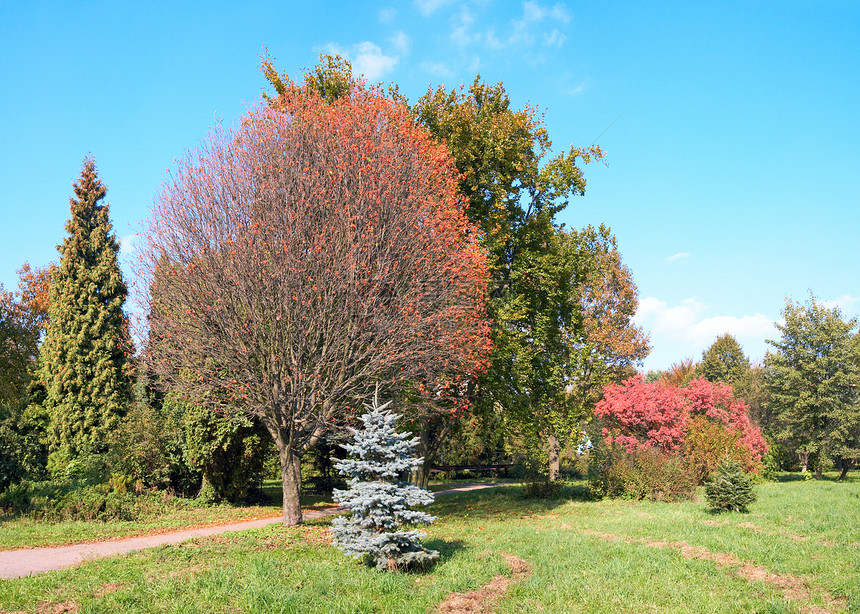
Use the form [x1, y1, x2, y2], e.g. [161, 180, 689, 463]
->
[0, 482, 501, 580]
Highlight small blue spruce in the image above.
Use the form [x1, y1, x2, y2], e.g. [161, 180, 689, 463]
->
[331, 392, 439, 571]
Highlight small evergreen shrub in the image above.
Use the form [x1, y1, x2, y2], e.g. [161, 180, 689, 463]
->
[705, 456, 756, 512]
[331, 393, 439, 571]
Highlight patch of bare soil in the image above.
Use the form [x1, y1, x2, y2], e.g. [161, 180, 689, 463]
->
[581, 529, 846, 613]
[36, 603, 79, 614]
[434, 553, 531, 614]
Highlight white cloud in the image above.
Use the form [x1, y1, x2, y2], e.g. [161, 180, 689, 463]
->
[819, 294, 860, 316]
[510, 1, 571, 45]
[635, 296, 775, 346]
[319, 41, 399, 81]
[544, 28, 566, 48]
[450, 6, 478, 46]
[389, 31, 411, 55]
[416, 0, 456, 16]
[378, 7, 397, 22]
[420, 60, 454, 78]
[635, 296, 778, 368]
[118, 233, 141, 257]
[666, 251, 691, 263]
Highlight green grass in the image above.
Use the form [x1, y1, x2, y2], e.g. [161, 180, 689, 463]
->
[1, 475, 858, 613]
[0, 480, 338, 551]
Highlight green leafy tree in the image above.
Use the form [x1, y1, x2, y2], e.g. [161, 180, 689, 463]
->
[764, 295, 860, 479]
[413, 78, 604, 482]
[553, 225, 649, 476]
[698, 334, 750, 386]
[39, 159, 132, 463]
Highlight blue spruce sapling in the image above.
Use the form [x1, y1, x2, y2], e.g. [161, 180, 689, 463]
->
[331, 392, 439, 571]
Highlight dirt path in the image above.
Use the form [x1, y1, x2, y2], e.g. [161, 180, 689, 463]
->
[581, 528, 847, 614]
[435, 553, 531, 613]
[0, 482, 501, 580]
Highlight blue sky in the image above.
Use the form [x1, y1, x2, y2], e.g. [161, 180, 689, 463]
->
[1, 1, 858, 372]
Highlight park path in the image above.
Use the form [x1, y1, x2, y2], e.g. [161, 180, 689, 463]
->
[0, 482, 500, 580]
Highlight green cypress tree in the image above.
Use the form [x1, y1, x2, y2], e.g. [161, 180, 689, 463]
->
[40, 158, 132, 462]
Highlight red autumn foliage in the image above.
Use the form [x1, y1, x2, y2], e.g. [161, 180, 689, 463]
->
[594, 376, 686, 453]
[595, 375, 767, 476]
[141, 86, 491, 524]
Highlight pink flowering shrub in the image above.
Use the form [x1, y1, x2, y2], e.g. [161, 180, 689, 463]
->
[594, 375, 767, 485]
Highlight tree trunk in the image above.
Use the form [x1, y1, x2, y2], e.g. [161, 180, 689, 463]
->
[798, 450, 809, 474]
[412, 423, 432, 489]
[547, 432, 560, 482]
[837, 459, 852, 481]
[279, 443, 303, 525]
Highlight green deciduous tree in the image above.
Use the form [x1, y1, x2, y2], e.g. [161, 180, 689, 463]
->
[764, 295, 860, 479]
[39, 159, 133, 462]
[698, 334, 750, 386]
[413, 77, 604, 481]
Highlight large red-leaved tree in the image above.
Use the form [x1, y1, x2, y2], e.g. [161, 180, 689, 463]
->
[141, 87, 491, 524]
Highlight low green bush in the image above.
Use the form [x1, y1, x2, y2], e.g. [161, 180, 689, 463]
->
[587, 442, 696, 502]
[0, 479, 199, 522]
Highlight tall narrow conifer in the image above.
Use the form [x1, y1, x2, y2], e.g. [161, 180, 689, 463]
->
[40, 158, 132, 459]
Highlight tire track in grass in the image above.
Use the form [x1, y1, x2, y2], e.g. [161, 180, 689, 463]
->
[581, 529, 847, 613]
[435, 553, 531, 614]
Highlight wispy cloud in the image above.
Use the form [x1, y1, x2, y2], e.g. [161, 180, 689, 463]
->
[450, 6, 478, 46]
[378, 7, 397, 23]
[415, 0, 456, 17]
[819, 294, 860, 315]
[510, 1, 571, 45]
[420, 60, 454, 78]
[666, 252, 691, 263]
[544, 28, 566, 48]
[389, 31, 411, 55]
[118, 233, 141, 257]
[318, 41, 399, 81]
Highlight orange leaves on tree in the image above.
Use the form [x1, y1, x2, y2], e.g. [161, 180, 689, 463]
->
[142, 81, 492, 523]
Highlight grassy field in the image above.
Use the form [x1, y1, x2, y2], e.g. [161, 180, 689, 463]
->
[1, 475, 858, 613]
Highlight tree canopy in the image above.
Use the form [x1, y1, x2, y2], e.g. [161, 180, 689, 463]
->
[699, 334, 750, 386]
[764, 295, 860, 478]
[143, 84, 491, 524]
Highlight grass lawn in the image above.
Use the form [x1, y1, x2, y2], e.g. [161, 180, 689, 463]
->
[1, 475, 858, 613]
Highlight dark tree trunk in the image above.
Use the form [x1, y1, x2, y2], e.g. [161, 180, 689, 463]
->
[838, 459, 853, 482]
[412, 424, 432, 489]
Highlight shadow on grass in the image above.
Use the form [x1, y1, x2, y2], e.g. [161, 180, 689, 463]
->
[430, 481, 594, 522]
[423, 538, 467, 565]
[775, 471, 859, 484]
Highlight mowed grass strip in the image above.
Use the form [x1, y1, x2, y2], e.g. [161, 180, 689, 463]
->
[1, 478, 857, 613]
[0, 481, 339, 551]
